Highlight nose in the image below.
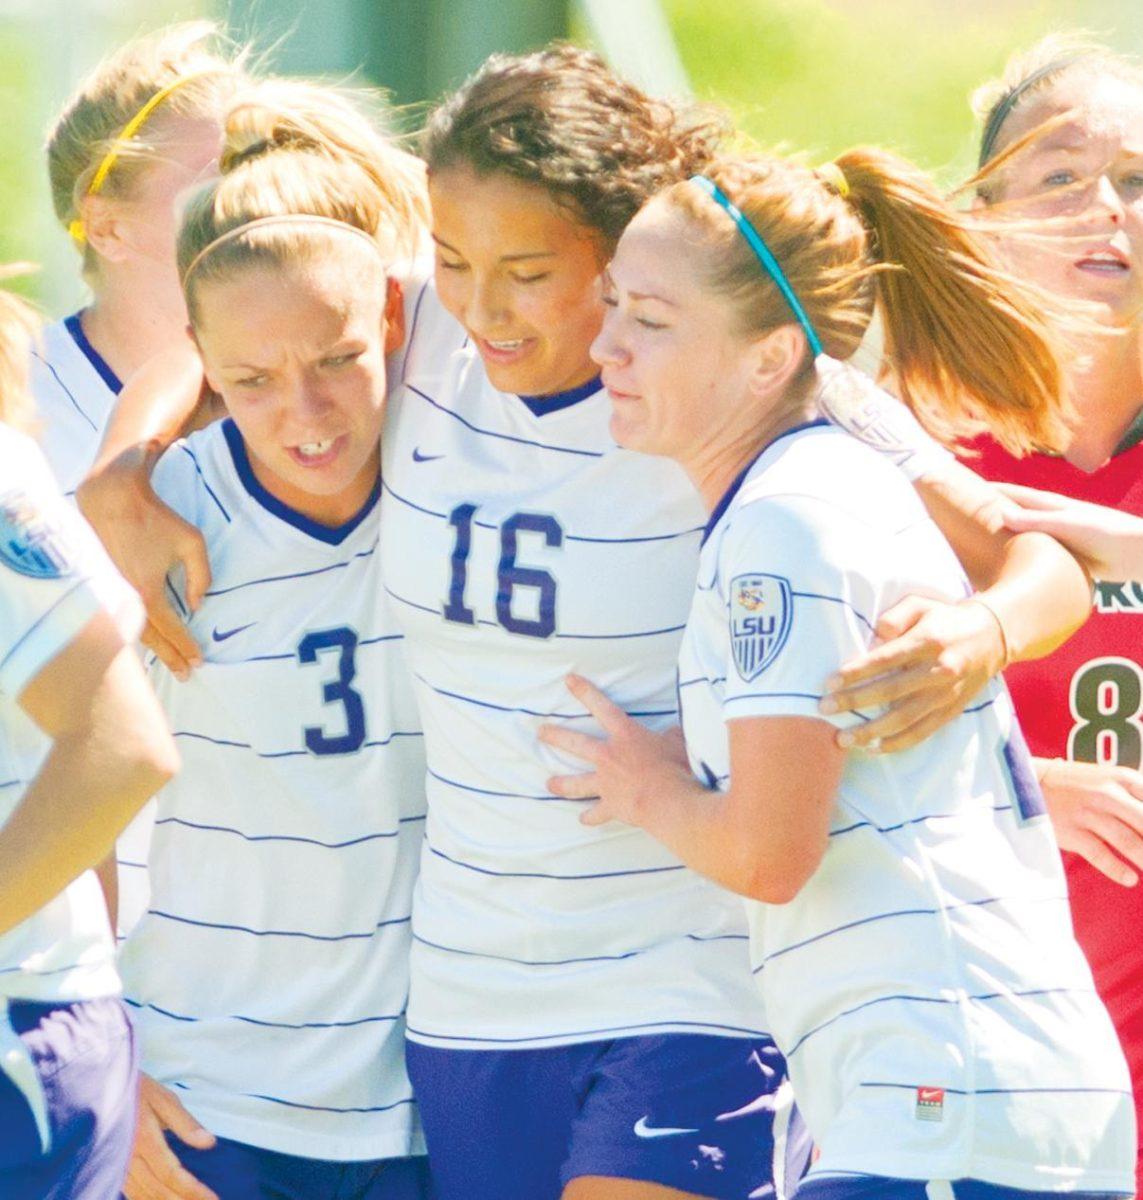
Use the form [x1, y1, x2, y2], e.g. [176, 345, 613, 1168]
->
[466, 272, 511, 334]
[1092, 172, 1126, 225]
[290, 372, 335, 427]
[590, 309, 629, 369]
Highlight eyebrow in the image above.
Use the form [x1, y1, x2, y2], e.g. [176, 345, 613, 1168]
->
[603, 273, 679, 307]
[431, 234, 557, 263]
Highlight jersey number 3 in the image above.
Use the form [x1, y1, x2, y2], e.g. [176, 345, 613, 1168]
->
[444, 505, 563, 639]
[298, 627, 366, 756]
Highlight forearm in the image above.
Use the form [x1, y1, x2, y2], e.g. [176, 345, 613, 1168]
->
[0, 731, 173, 936]
[914, 464, 1090, 661]
[974, 531, 1090, 663]
[87, 345, 207, 478]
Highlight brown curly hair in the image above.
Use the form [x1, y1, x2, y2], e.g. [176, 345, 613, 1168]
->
[422, 44, 726, 250]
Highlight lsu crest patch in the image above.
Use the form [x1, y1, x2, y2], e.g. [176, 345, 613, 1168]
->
[730, 573, 792, 680]
[0, 490, 74, 579]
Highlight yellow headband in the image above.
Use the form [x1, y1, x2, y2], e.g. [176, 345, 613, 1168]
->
[181, 214, 387, 289]
[817, 161, 850, 200]
[69, 69, 217, 244]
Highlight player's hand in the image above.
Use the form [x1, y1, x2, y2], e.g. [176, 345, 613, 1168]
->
[77, 451, 209, 679]
[1040, 758, 1143, 887]
[819, 593, 1006, 753]
[123, 1073, 218, 1200]
[999, 483, 1143, 583]
[540, 675, 691, 827]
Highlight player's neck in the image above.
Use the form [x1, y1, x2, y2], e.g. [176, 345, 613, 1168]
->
[689, 399, 817, 515]
[82, 278, 188, 385]
[1063, 325, 1143, 472]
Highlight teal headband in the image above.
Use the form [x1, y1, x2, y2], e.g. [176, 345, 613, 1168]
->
[690, 174, 823, 357]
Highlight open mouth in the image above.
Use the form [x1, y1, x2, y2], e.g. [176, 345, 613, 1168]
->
[478, 336, 535, 363]
[1075, 247, 1131, 275]
[287, 435, 345, 468]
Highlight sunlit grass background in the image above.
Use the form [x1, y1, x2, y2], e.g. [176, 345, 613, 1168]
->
[1, 0, 1138, 308]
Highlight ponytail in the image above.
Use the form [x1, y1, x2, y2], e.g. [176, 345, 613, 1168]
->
[836, 146, 1074, 455]
[665, 149, 1077, 456]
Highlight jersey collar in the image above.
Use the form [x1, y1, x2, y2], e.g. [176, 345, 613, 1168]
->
[702, 418, 832, 546]
[222, 419, 380, 545]
[64, 312, 123, 394]
[517, 374, 602, 417]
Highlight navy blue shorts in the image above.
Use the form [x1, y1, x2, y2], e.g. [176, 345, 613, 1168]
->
[795, 1177, 1131, 1199]
[0, 995, 138, 1200]
[407, 1033, 809, 1200]
[168, 1136, 432, 1200]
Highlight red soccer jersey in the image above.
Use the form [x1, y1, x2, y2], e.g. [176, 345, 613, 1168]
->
[968, 433, 1143, 1184]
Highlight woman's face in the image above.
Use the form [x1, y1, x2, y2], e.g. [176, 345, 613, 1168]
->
[194, 249, 402, 526]
[989, 75, 1143, 321]
[429, 165, 606, 396]
[590, 198, 762, 463]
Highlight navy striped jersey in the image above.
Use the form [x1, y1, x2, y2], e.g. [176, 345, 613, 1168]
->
[679, 422, 1134, 1191]
[118, 419, 426, 1161]
[28, 314, 121, 497]
[380, 280, 766, 1049]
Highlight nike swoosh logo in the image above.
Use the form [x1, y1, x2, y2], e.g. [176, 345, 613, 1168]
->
[412, 448, 444, 463]
[633, 1116, 701, 1139]
[212, 622, 254, 643]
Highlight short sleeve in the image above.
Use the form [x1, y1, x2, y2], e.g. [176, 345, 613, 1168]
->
[0, 432, 140, 697]
[717, 492, 885, 730]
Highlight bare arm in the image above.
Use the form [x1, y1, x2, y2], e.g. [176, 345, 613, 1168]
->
[0, 610, 179, 935]
[813, 360, 1091, 750]
[1000, 483, 1143, 583]
[77, 344, 215, 677]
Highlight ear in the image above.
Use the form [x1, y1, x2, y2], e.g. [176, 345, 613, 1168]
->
[383, 276, 405, 355]
[78, 195, 131, 265]
[745, 324, 808, 400]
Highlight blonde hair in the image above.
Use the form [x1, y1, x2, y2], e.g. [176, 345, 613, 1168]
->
[46, 21, 247, 271]
[667, 151, 1075, 456]
[971, 33, 1143, 198]
[0, 269, 41, 432]
[178, 78, 428, 323]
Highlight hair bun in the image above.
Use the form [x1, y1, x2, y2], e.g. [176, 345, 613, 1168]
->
[221, 101, 321, 173]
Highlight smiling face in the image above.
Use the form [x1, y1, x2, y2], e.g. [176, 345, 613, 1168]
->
[428, 164, 607, 396]
[988, 75, 1143, 319]
[193, 246, 401, 526]
[590, 198, 772, 467]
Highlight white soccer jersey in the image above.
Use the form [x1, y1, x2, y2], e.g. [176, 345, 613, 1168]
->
[380, 281, 765, 1050]
[0, 423, 139, 1004]
[29, 314, 121, 496]
[117, 420, 426, 1162]
[679, 421, 1135, 1191]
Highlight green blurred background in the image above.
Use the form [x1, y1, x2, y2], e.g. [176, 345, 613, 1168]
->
[1, 0, 1138, 310]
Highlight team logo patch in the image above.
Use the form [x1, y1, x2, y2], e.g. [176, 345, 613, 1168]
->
[729, 573, 792, 680]
[0, 490, 74, 579]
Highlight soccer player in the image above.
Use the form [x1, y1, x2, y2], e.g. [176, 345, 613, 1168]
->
[969, 39, 1143, 1190]
[81, 49, 1092, 1200]
[34, 21, 244, 497]
[116, 90, 431, 1200]
[549, 151, 1135, 1197]
[827, 39, 1143, 1189]
[0, 279, 178, 1197]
